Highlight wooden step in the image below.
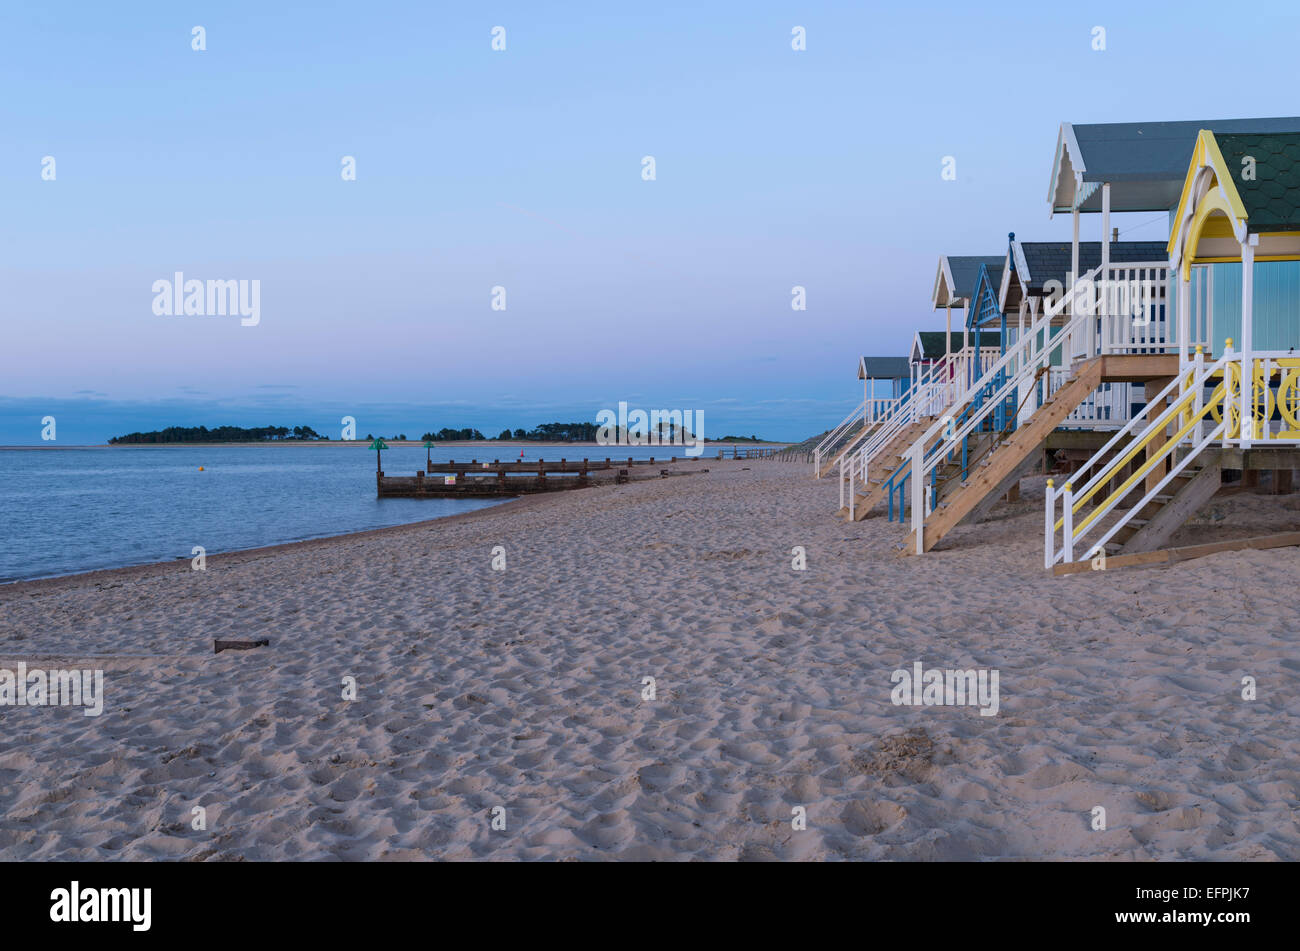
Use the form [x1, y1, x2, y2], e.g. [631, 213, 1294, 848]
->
[900, 360, 1104, 554]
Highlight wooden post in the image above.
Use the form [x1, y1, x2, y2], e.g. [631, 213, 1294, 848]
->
[1145, 376, 1176, 496]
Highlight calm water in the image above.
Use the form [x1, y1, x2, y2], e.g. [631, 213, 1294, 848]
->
[0, 444, 695, 583]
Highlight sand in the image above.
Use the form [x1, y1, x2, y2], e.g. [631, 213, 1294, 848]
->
[1, 459, 1297, 860]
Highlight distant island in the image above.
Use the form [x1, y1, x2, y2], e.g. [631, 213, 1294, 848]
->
[107, 422, 768, 445]
[109, 425, 330, 444]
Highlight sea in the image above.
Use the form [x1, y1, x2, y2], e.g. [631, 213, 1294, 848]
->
[0, 443, 709, 582]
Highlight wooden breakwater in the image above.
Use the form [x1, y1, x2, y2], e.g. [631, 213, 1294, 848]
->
[376, 447, 778, 498]
[714, 446, 780, 460]
[379, 456, 693, 498]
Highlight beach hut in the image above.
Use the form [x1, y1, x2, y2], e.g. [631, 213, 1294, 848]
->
[812, 355, 913, 477]
[910, 330, 1002, 393]
[833, 254, 1006, 519]
[858, 356, 911, 415]
[891, 120, 1300, 553]
[1046, 127, 1300, 568]
[933, 254, 1003, 362]
[999, 235, 1171, 428]
[1043, 117, 1300, 363]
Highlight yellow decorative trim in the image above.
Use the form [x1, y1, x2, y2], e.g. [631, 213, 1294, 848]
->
[1202, 131, 1250, 221]
[1169, 130, 1252, 278]
[1067, 393, 1221, 536]
[1167, 132, 1210, 257]
[1186, 254, 1300, 265]
[1181, 188, 1245, 280]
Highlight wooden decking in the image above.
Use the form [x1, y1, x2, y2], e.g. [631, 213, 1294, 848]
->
[1094, 353, 1180, 383]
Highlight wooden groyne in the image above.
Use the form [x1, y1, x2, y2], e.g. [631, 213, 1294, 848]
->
[714, 446, 780, 460]
[379, 456, 694, 498]
[375, 447, 779, 498]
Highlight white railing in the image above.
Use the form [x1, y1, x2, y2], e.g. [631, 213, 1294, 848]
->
[1062, 262, 1213, 364]
[840, 344, 998, 516]
[813, 399, 868, 476]
[837, 348, 968, 514]
[903, 265, 1105, 550]
[1053, 368, 1133, 428]
[1046, 344, 1300, 566]
[812, 395, 903, 475]
[866, 396, 899, 422]
[1045, 350, 1228, 566]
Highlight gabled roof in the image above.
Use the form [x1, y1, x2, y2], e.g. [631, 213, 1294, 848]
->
[1048, 117, 1300, 215]
[1019, 240, 1168, 289]
[913, 331, 1001, 360]
[933, 254, 1004, 309]
[858, 356, 911, 380]
[965, 260, 1006, 329]
[1168, 130, 1300, 278]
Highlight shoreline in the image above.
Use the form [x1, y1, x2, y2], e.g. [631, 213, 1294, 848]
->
[0, 491, 565, 596]
[0, 440, 791, 450]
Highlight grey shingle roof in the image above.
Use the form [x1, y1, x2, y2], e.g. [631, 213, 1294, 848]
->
[1052, 116, 1300, 213]
[859, 356, 911, 380]
[1017, 241, 1169, 291]
[1214, 132, 1300, 233]
[1073, 118, 1300, 184]
[947, 255, 1003, 300]
[916, 331, 1001, 360]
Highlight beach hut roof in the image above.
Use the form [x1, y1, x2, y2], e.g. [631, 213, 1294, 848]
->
[933, 254, 1004, 309]
[1212, 133, 1300, 232]
[913, 331, 1001, 361]
[1167, 129, 1300, 280]
[964, 260, 1007, 330]
[1047, 117, 1300, 215]
[858, 356, 911, 380]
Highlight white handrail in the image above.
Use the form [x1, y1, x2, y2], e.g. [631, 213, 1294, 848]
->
[813, 397, 868, 476]
[843, 355, 950, 470]
[905, 265, 1105, 550]
[841, 347, 970, 509]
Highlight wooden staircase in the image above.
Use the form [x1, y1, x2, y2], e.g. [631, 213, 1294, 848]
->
[899, 360, 1104, 554]
[817, 421, 879, 478]
[837, 416, 935, 521]
[1100, 452, 1223, 555]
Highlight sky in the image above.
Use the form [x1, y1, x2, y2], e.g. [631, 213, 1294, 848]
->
[3, 0, 1300, 444]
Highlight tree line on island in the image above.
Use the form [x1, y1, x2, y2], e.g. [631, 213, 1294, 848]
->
[109, 422, 765, 444]
[109, 425, 328, 444]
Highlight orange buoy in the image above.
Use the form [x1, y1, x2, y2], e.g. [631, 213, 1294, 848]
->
[199, 466, 205, 471]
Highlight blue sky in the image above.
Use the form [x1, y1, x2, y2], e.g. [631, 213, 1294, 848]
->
[3, 0, 1300, 443]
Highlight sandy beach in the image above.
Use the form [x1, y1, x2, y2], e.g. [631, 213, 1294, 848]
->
[1, 460, 1296, 861]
